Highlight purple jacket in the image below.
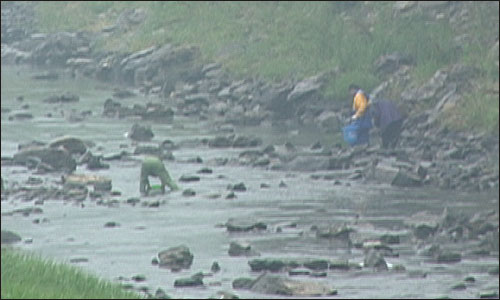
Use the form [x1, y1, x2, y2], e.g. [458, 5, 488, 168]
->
[369, 99, 404, 131]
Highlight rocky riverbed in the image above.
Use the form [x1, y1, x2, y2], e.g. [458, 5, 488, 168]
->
[1, 64, 499, 299]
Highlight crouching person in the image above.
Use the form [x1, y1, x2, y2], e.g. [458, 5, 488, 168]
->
[140, 156, 180, 195]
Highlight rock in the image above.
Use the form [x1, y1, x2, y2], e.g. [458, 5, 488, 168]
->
[13, 146, 76, 172]
[479, 291, 499, 299]
[154, 288, 170, 299]
[1, 230, 22, 244]
[104, 221, 120, 228]
[228, 241, 259, 257]
[232, 278, 255, 290]
[405, 211, 440, 239]
[49, 136, 87, 154]
[209, 291, 239, 299]
[113, 89, 135, 99]
[287, 74, 324, 103]
[208, 136, 234, 148]
[69, 258, 89, 263]
[157, 245, 193, 270]
[182, 189, 196, 197]
[174, 273, 203, 287]
[42, 92, 79, 103]
[197, 167, 213, 174]
[179, 175, 200, 182]
[229, 182, 247, 192]
[303, 259, 329, 271]
[436, 251, 461, 263]
[451, 283, 466, 290]
[363, 249, 388, 271]
[232, 136, 262, 148]
[225, 219, 267, 232]
[250, 273, 336, 296]
[289, 268, 311, 276]
[391, 170, 422, 187]
[315, 224, 354, 240]
[329, 260, 352, 271]
[131, 274, 146, 282]
[128, 123, 154, 142]
[211, 261, 220, 273]
[380, 234, 400, 244]
[142, 104, 174, 122]
[8, 111, 33, 120]
[374, 52, 413, 76]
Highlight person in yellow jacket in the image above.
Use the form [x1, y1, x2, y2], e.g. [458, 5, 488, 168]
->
[140, 156, 180, 195]
[347, 84, 372, 145]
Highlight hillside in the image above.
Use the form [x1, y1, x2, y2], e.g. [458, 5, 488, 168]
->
[30, 1, 499, 133]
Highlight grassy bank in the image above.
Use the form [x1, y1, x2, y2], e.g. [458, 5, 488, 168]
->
[1, 247, 142, 299]
[34, 1, 499, 133]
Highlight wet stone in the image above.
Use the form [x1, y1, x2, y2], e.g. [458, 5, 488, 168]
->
[197, 167, 213, 174]
[232, 278, 255, 290]
[479, 291, 499, 299]
[69, 258, 89, 263]
[182, 189, 196, 197]
[179, 175, 200, 182]
[451, 283, 466, 290]
[303, 259, 329, 271]
[208, 291, 239, 299]
[104, 221, 120, 228]
[157, 245, 193, 270]
[225, 219, 267, 232]
[289, 268, 311, 276]
[131, 274, 146, 282]
[1, 230, 22, 244]
[174, 274, 203, 287]
[310, 271, 327, 277]
[436, 251, 461, 263]
[211, 261, 220, 273]
[248, 258, 286, 272]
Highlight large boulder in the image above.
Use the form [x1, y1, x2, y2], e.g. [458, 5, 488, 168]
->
[157, 245, 194, 271]
[250, 273, 337, 297]
[13, 146, 76, 172]
[49, 136, 87, 154]
[128, 123, 154, 142]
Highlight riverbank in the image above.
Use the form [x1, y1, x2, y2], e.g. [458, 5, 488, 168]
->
[1, 247, 142, 299]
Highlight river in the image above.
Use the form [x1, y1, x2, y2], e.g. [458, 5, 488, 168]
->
[1, 65, 498, 299]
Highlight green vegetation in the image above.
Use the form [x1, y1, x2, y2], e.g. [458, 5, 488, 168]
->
[34, 1, 498, 132]
[1, 247, 142, 299]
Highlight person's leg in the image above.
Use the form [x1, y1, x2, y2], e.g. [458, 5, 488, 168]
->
[384, 119, 403, 149]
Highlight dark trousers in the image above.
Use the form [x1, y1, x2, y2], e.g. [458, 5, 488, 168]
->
[381, 119, 403, 149]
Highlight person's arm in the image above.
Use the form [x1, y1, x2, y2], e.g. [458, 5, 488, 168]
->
[160, 169, 180, 191]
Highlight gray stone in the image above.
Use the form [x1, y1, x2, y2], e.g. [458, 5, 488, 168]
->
[226, 219, 267, 232]
[128, 123, 154, 142]
[14, 146, 76, 172]
[1, 230, 22, 244]
[232, 278, 255, 290]
[157, 245, 193, 270]
[364, 249, 388, 271]
[49, 136, 87, 154]
[391, 170, 422, 187]
[179, 175, 200, 182]
[250, 273, 336, 296]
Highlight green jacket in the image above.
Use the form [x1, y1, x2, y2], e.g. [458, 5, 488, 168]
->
[140, 156, 179, 194]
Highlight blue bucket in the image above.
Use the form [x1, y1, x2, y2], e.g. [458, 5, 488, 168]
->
[343, 123, 358, 146]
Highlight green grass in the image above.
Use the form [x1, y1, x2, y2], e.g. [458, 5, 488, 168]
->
[1, 248, 142, 299]
[33, 1, 499, 132]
